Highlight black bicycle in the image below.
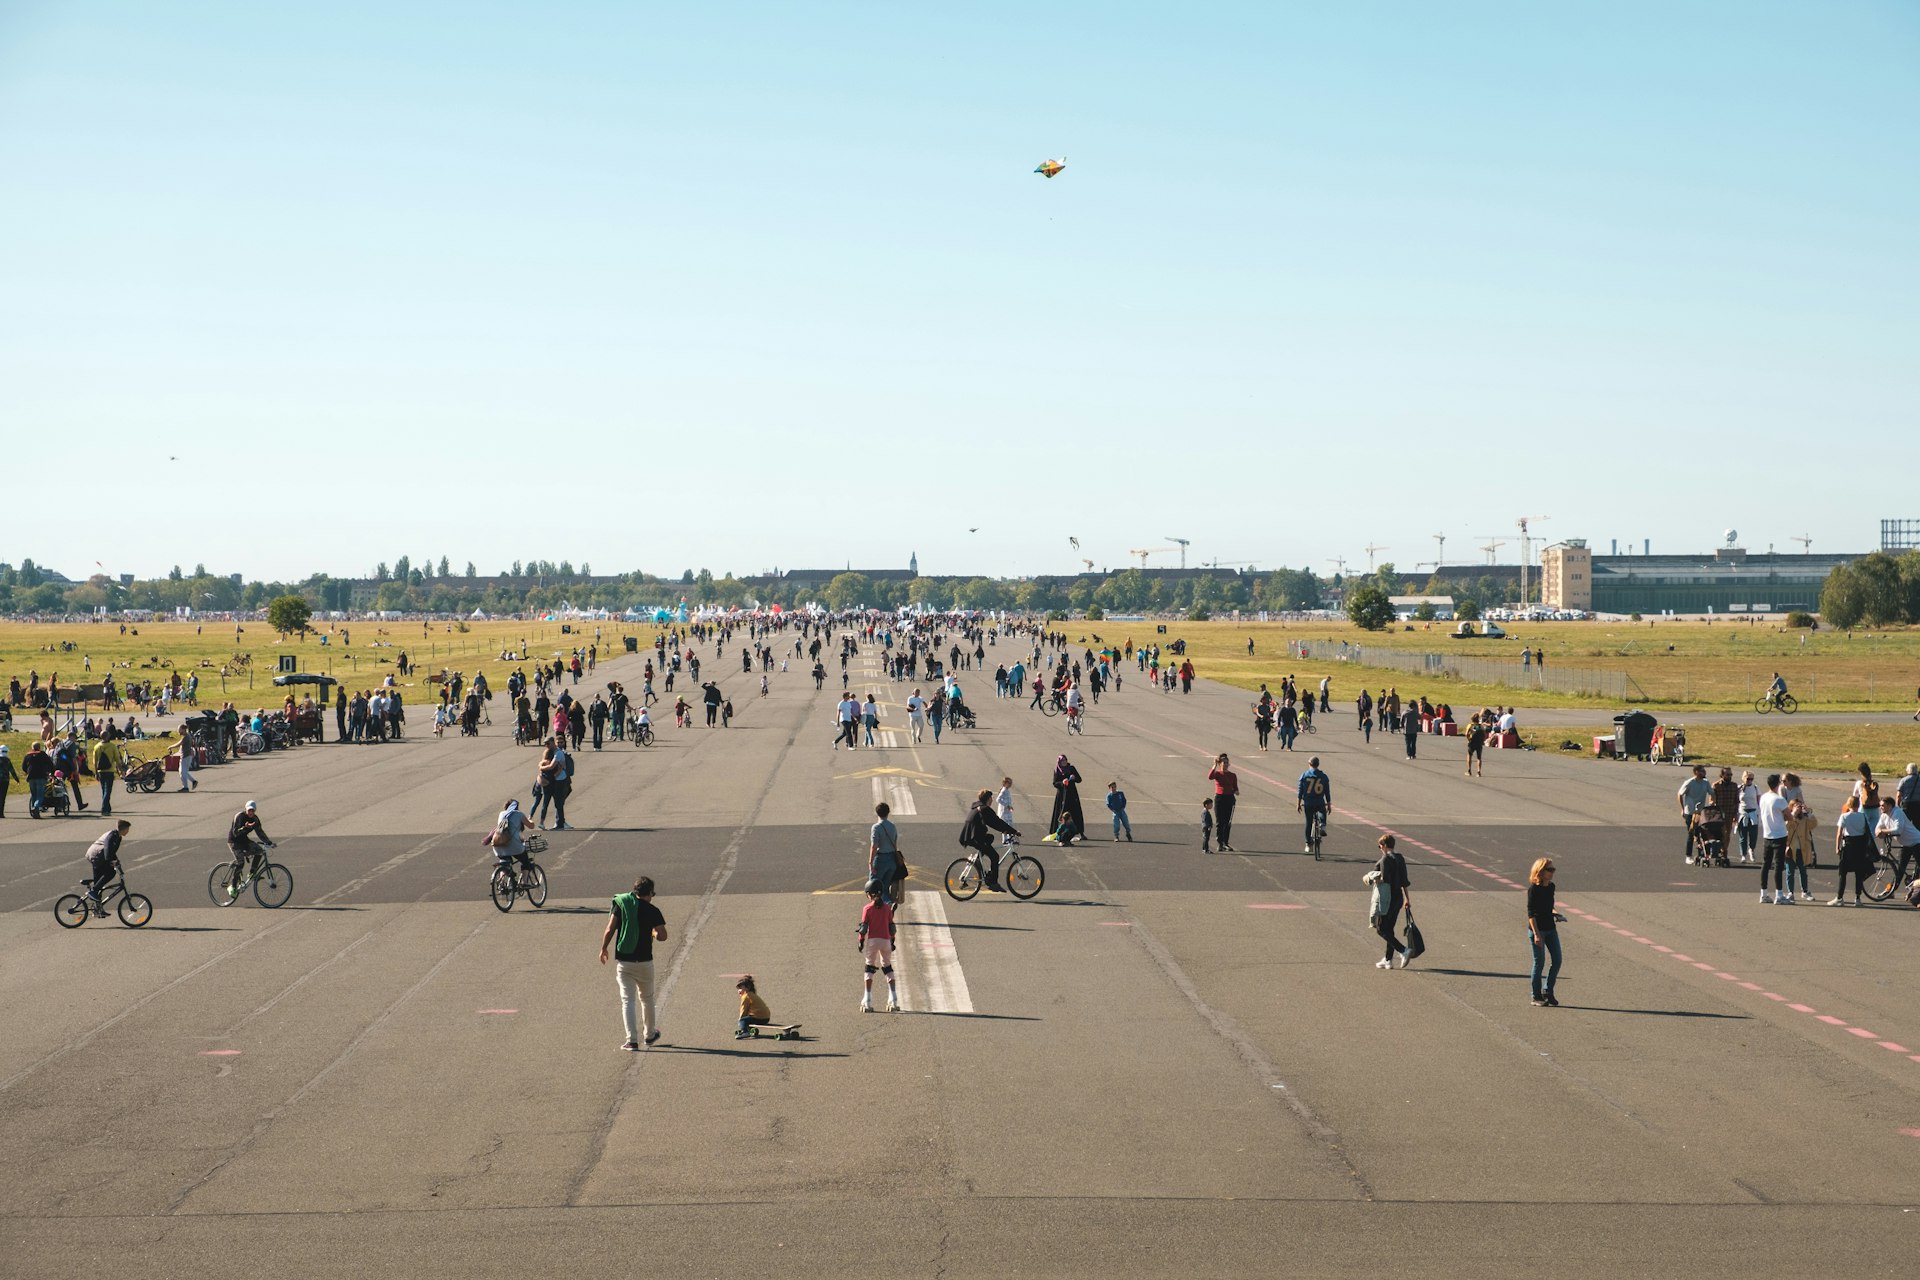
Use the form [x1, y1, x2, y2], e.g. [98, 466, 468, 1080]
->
[56, 872, 152, 929]
[1863, 834, 1904, 903]
[210, 843, 293, 908]
[490, 836, 550, 912]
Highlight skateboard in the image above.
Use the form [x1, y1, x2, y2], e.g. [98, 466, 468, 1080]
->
[743, 1023, 803, 1041]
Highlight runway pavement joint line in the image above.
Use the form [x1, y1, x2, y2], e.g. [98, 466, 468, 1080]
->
[162, 916, 494, 1215]
[1057, 843, 1375, 1202]
[562, 707, 804, 1208]
[1113, 710, 1920, 1073]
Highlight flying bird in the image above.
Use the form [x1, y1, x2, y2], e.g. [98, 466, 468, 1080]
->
[968, 527, 980, 533]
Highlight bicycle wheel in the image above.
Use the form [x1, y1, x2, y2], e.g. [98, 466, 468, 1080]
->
[1753, 696, 1772, 715]
[54, 894, 89, 929]
[1862, 857, 1900, 903]
[640, 726, 654, 746]
[1304, 721, 1317, 735]
[238, 731, 265, 755]
[944, 857, 982, 901]
[253, 863, 294, 908]
[209, 862, 242, 906]
[118, 893, 153, 928]
[524, 864, 548, 908]
[490, 867, 518, 912]
[1005, 856, 1045, 900]
[1037, 699, 1058, 718]
[1780, 694, 1799, 715]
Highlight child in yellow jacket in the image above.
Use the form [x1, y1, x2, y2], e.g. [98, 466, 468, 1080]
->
[734, 975, 772, 1038]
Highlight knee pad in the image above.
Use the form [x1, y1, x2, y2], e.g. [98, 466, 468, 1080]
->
[881, 965, 894, 977]
[863, 964, 877, 975]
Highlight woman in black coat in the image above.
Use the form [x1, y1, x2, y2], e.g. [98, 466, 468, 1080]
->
[1049, 755, 1085, 843]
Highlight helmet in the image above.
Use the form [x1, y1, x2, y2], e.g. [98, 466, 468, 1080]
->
[245, 800, 258, 811]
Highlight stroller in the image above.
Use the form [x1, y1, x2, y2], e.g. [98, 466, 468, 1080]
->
[947, 700, 977, 730]
[1688, 803, 1730, 867]
[42, 771, 74, 818]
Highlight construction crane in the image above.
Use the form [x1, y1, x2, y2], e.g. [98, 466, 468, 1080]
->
[1515, 516, 1549, 606]
[1476, 536, 1506, 565]
[1432, 533, 1447, 566]
[1165, 536, 1191, 569]
[1791, 534, 1812, 553]
[1129, 546, 1180, 568]
[1206, 557, 1261, 571]
[1325, 556, 1349, 579]
[1363, 543, 1389, 572]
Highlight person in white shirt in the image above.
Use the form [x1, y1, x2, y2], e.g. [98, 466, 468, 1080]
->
[833, 695, 859, 751]
[1497, 708, 1517, 735]
[1756, 774, 1791, 905]
[1736, 770, 1762, 864]
[1678, 765, 1714, 864]
[996, 776, 1016, 847]
[1875, 797, 1920, 887]
[905, 690, 927, 744]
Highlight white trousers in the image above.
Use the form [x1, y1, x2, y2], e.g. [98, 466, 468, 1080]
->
[615, 960, 656, 1042]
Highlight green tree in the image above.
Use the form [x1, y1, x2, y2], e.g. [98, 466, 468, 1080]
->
[825, 572, 872, 611]
[1456, 597, 1482, 621]
[1346, 584, 1395, 631]
[266, 594, 313, 636]
[438, 556, 451, 577]
[1413, 601, 1437, 622]
[465, 562, 477, 578]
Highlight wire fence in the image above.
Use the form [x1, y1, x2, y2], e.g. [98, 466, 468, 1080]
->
[1289, 639, 1630, 701]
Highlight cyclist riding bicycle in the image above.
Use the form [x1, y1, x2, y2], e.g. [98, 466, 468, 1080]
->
[490, 797, 534, 870]
[1766, 672, 1788, 707]
[84, 820, 131, 914]
[959, 788, 1021, 892]
[1064, 682, 1083, 729]
[1297, 757, 1332, 854]
[226, 800, 276, 885]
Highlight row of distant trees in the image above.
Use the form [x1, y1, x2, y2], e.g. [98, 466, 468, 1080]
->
[0, 550, 1559, 621]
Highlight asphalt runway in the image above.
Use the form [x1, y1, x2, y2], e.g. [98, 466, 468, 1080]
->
[3, 640, 1916, 1277]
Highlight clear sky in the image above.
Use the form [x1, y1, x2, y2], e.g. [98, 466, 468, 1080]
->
[3, 1, 1915, 584]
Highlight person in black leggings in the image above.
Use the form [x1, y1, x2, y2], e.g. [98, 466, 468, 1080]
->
[1374, 834, 1412, 967]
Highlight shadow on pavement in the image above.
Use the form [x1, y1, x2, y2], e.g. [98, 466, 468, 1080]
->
[136, 926, 243, 933]
[898, 921, 1033, 933]
[287, 905, 368, 912]
[1424, 968, 1531, 979]
[653, 1046, 850, 1059]
[1562, 1006, 1752, 1019]
[905, 1011, 1041, 1022]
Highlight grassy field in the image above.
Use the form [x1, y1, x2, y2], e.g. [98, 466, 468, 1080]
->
[1146, 618, 1920, 712]
[0, 618, 652, 767]
[1525, 722, 1919, 779]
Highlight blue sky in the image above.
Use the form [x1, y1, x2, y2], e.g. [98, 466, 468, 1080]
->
[3, 1, 1914, 583]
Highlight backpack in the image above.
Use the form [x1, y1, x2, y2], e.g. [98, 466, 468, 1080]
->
[488, 816, 512, 848]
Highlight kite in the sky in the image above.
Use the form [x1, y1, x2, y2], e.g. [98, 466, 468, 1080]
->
[1069, 536, 1080, 550]
[1034, 157, 1065, 179]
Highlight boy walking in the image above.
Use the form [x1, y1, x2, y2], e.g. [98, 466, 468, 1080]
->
[1106, 782, 1133, 841]
[1201, 797, 1215, 853]
[599, 876, 669, 1050]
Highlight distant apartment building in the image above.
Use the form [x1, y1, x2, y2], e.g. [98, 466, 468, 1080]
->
[1539, 541, 1592, 611]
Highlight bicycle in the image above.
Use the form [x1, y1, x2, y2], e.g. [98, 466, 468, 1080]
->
[1754, 692, 1799, 715]
[1037, 690, 1063, 718]
[210, 843, 293, 907]
[629, 720, 655, 746]
[945, 839, 1044, 902]
[1065, 704, 1084, 735]
[1304, 808, 1328, 860]
[56, 871, 152, 929]
[490, 835, 550, 912]
[1862, 834, 1903, 903]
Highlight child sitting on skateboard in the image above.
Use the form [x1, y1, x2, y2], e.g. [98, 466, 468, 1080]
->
[735, 975, 773, 1038]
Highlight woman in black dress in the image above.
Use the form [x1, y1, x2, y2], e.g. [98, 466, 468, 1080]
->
[1832, 796, 1876, 906]
[1049, 755, 1085, 844]
[1374, 835, 1412, 968]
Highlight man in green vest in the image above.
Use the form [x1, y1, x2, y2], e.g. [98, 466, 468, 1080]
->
[598, 876, 669, 1051]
